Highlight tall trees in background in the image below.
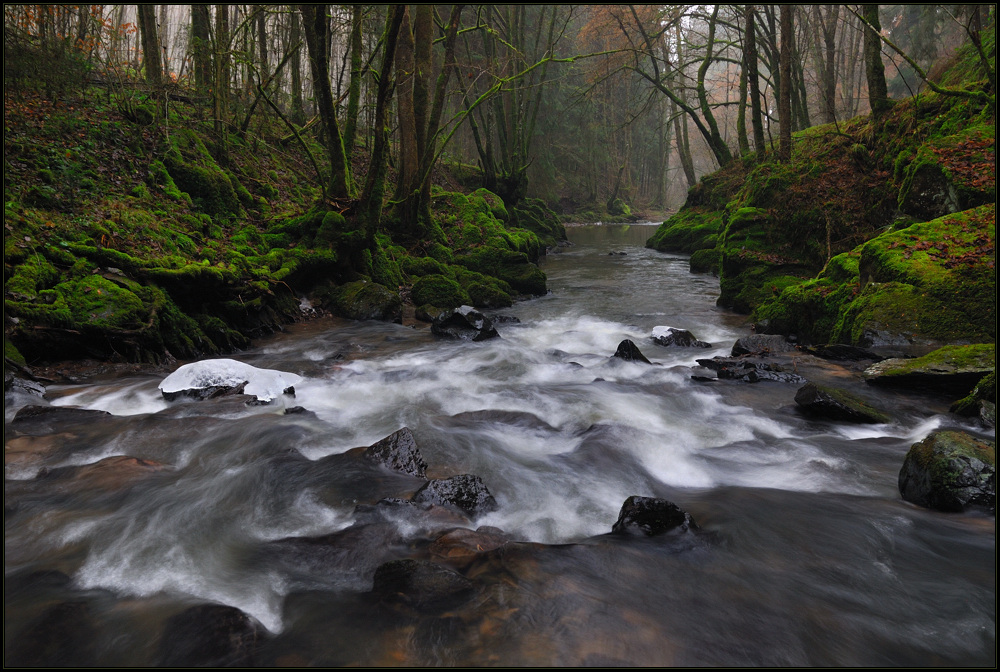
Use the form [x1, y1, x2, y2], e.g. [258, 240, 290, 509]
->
[862, 4, 891, 117]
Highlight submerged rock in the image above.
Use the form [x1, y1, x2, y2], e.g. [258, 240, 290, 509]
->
[4, 601, 97, 667]
[731, 334, 794, 357]
[429, 526, 511, 567]
[157, 604, 265, 667]
[898, 431, 995, 513]
[613, 339, 652, 364]
[611, 496, 697, 536]
[794, 383, 891, 424]
[159, 358, 302, 403]
[431, 306, 500, 341]
[371, 558, 475, 610]
[863, 344, 994, 396]
[363, 427, 428, 478]
[651, 326, 711, 348]
[412, 474, 499, 516]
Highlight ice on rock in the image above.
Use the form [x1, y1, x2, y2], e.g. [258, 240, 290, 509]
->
[159, 359, 303, 403]
[651, 326, 678, 340]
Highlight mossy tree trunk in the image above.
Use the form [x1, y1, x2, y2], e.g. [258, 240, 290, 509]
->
[288, 8, 305, 126]
[213, 4, 230, 166]
[299, 4, 352, 200]
[191, 4, 211, 92]
[342, 4, 364, 158]
[862, 4, 891, 117]
[745, 4, 767, 154]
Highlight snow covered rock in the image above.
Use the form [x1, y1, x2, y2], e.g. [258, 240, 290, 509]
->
[159, 359, 302, 403]
[651, 326, 711, 348]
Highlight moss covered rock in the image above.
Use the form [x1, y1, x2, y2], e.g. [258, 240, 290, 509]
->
[898, 430, 995, 513]
[325, 281, 402, 323]
[163, 130, 241, 217]
[411, 274, 469, 309]
[951, 371, 996, 427]
[794, 382, 891, 424]
[863, 344, 995, 396]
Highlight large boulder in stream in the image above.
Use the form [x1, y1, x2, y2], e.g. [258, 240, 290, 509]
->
[431, 306, 500, 341]
[611, 496, 698, 536]
[412, 474, 499, 516]
[613, 339, 652, 364]
[695, 357, 805, 384]
[731, 334, 794, 357]
[156, 604, 266, 667]
[159, 358, 301, 403]
[651, 326, 711, 348]
[363, 427, 427, 478]
[863, 344, 994, 396]
[898, 430, 995, 513]
[325, 280, 403, 323]
[794, 383, 891, 424]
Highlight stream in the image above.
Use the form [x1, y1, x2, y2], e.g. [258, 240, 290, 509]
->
[4, 224, 995, 666]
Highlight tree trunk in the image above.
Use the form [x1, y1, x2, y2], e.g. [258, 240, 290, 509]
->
[289, 9, 305, 126]
[300, 4, 352, 199]
[257, 10, 269, 83]
[343, 5, 363, 157]
[393, 6, 418, 207]
[737, 40, 750, 156]
[778, 5, 792, 161]
[862, 4, 890, 117]
[214, 4, 230, 165]
[137, 4, 162, 87]
[192, 5, 211, 91]
[745, 5, 766, 155]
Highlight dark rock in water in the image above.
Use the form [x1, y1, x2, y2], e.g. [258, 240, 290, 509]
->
[611, 496, 697, 536]
[157, 604, 265, 666]
[613, 339, 651, 364]
[5, 375, 45, 397]
[803, 344, 886, 362]
[794, 383, 891, 424]
[898, 430, 995, 513]
[431, 306, 500, 341]
[372, 559, 474, 610]
[412, 474, 499, 516]
[161, 381, 249, 402]
[951, 372, 996, 429]
[363, 427, 428, 478]
[284, 405, 314, 416]
[488, 314, 521, 324]
[608, 250, 628, 256]
[651, 326, 711, 348]
[5, 601, 97, 667]
[12, 404, 112, 424]
[731, 334, 794, 357]
[695, 358, 805, 384]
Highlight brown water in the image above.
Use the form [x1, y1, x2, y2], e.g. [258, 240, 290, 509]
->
[5, 225, 995, 666]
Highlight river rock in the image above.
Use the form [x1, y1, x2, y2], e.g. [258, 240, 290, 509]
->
[651, 326, 711, 348]
[363, 427, 428, 478]
[412, 474, 499, 516]
[862, 344, 994, 396]
[157, 604, 265, 667]
[613, 339, 652, 364]
[898, 430, 995, 513]
[431, 306, 500, 341]
[794, 383, 891, 424]
[802, 344, 886, 362]
[159, 358, 302, 403]
[950, 372, 996, 428]
[695, 358, 806, 384]
[4, 600, 98, 667]
[371, 558, 475, 610]
[611, 496, 697, 536]
[730, 334, 794, 357]
[429, 526, 511, 567]
[42, 455, 168, 491]
[326, 280, 403, 323]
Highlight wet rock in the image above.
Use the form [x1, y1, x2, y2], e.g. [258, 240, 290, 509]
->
[951, 372, 996, 429]
[608, 250, 628, 256]
[157, 604, 265, 667]
[363, 427, 428, 478]
[611, 496, 697, 536]
[429, 526, 511, 566]
[898, 430, 995, 513]
[412, 474, 499, 516]
[12, 404, 111, 424]
[863, 344, 994, 396]
[372, 559, 475, 610]
[695, 358, 805, 384]
[327, 280, 403, 323]
[5, 374, 45, 397]
[651, 326, 711, 348]
[613, 339, 652, 364]
[5, 601, 97, 667]
[42, 455, 168, 491]
[431, 306, 500, 341]
[802, 344, 886, 362]
[794, 383, 891, 424]
[731, 334, 794, 357]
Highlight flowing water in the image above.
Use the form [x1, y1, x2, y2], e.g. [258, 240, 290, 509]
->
[5, 225, 995, 666]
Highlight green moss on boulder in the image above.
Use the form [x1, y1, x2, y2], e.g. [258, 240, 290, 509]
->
[898, 430, 995, 512]
[411, 274, 469, 309]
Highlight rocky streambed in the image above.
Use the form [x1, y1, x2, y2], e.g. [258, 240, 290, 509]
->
[4, 225, 994, 666]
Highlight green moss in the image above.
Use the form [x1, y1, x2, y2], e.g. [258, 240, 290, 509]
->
[646, 207, 723, 253]
[4, 336, 27, 366]
[411, 274, 469, 309]
[951, 371, 996, 417]
[471, 188, 509, 222]
[401, 255, 447, 278]
[324, 280, 402, 321]
[163, 129, 241, 216]
[689, 247, 720, 274]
